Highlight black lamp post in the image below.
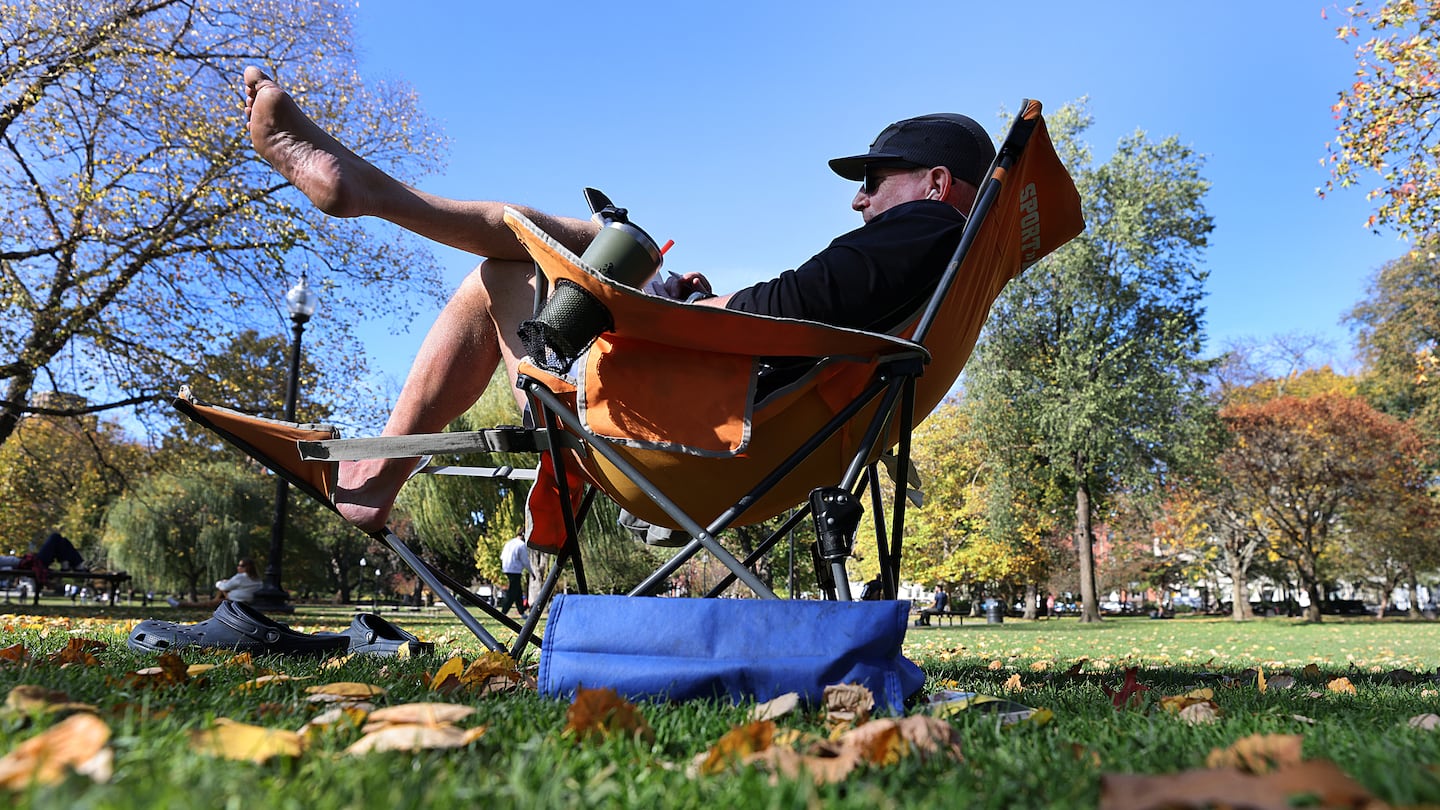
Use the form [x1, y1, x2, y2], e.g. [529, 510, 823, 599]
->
[251, 274, 319, 613]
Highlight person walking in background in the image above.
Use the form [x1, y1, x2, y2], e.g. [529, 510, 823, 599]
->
[498, 533, 528, 617]
[168, 558, 263, 609]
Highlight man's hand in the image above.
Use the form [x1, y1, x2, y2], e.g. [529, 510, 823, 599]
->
[661, 272, 714, 301]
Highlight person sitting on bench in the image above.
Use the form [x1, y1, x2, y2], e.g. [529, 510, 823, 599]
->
[0, 531, 89, 572]
[916, 585, 950, 626]
[168, 558, 262, 609]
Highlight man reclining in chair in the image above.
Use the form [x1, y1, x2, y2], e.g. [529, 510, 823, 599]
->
[242, 66, 996, 535]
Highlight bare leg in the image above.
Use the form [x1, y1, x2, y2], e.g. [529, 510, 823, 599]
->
[242, 66, 598, 259]
[241, 66, 599, 531]
[334, 260, 538, 531]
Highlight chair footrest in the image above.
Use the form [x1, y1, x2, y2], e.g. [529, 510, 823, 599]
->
[298, 427, 578, 461]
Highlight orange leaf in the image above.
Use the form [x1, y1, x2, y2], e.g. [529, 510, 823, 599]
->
[1327, 677, 1357, 695]
[0, 713, 112, 789]
[563, 687, 653, 743]
[1100, 760, 1378, 810]
[1002, 673, 1023, 692]
[0, 643, 32, 664]
[700, 720, 775, 775]
[1205, 734, 1304, 774]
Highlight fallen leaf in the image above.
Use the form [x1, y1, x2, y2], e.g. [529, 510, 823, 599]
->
[839, 715, 963, 766]
[345, 724, 485, 754]
[1205, 734, 1304, 774]
[1300, 663, 1323, 682]
[0, 713, 113, 789]
[1002, 673, 1023, 692]
[1178, 702, 1220, 725]
[1408, 713, 1440, 730]
[1326, 677, 1357, 695]
[3, 685, 96, 718]
[305, 682, 388, 701]
[823, 683, 874, 729]
[751, 693, 799, 722]
[124, 652, 190, 688]
[699, 720, 775, 775]
[48, 638, 107, 667]
[189, 718, 303, 763]
[1101, 667, 1151, 710]
[234, 674, 305, 693]
[364, 703, 476, 729]
[1266, 674, 1296, 690]
[1100, 760, 1379, 810]
[1257, 665, 1267, 693]
[564, 687, 653, 743]
[0, 644, 32, 665]
[987, 659, 1005, 671]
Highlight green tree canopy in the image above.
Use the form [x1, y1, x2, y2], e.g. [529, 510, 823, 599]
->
[964, 99, 1217, 622]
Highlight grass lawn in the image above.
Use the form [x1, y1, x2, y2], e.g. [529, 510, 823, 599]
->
[1, 602, 1438, 808]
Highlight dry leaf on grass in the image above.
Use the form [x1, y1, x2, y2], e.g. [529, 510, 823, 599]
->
[0, 712, 112, 789]
[696, 714, 961, 785]
[190, 718, 303, 763]
[1205, 734, 1304, 774]
[119, 651, 191, 689]
[426, 652, 525, 696]
[1178, 702, 1220, 725]
[233, 674, 307, 693]
[750, 693, 799, 722]
[363, 702, 476, 730]
[564, 687, 653, 743]
[305, 682, 387, 703]
[1002, 673, 1023, 692]
[345, 724, 485, 754]
[1100, 760, 1383, 810]
[1102, 667, 1151, 710]
[1408, 713, 1440, 730]
[48, 637, 107, 667]
[823, 683, 874, 729]
[839, 715, 963, 767]
[3, 685, 97, 718]
[1327, 677, 1357, 695]
[698, 720, 776, 775]
[0, 643, 32, 665]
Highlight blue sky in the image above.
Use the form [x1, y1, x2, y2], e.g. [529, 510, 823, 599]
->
[341, 0, 1409, 389]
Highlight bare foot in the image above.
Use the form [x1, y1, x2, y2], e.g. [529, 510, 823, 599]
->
[242, 66, 383, 218]
[332, 457, 420, 533]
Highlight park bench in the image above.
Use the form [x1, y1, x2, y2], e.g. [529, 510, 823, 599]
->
[0, 568, 132, 607]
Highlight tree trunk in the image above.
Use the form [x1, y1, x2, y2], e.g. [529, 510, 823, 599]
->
[1304, 579, 1324, 623]
[1407, 568, 1423, 619]
[1076, 482, 1102, 623]
[1023, 582, 1038, 620]
[1230, 575, 1252, 622]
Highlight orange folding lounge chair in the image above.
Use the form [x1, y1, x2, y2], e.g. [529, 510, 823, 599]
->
[175, 99, 1084, 657]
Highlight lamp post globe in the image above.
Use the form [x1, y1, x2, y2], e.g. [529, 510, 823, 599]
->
[252, 274, 320, 613]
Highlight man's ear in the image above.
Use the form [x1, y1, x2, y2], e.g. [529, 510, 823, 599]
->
[926, 167, 952, 200]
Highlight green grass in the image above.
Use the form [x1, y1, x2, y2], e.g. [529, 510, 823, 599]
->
[2, 606, 1439, 808]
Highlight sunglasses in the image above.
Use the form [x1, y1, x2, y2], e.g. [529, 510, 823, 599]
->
[861, 163, 922, 195]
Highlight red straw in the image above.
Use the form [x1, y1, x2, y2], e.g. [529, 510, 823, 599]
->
[660, 239, 675, 255]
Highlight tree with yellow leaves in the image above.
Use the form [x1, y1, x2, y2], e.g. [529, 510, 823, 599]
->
[0, 0, 446, 450]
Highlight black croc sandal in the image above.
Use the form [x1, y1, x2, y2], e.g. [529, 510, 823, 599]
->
[345, 613, 434, 657]
[127, 601, 348, 656]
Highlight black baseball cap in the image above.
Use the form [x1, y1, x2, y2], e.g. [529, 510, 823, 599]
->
[829, 113, 996, 188]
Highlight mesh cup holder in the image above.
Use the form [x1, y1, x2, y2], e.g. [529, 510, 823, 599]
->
[519, 280, 615, 374]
